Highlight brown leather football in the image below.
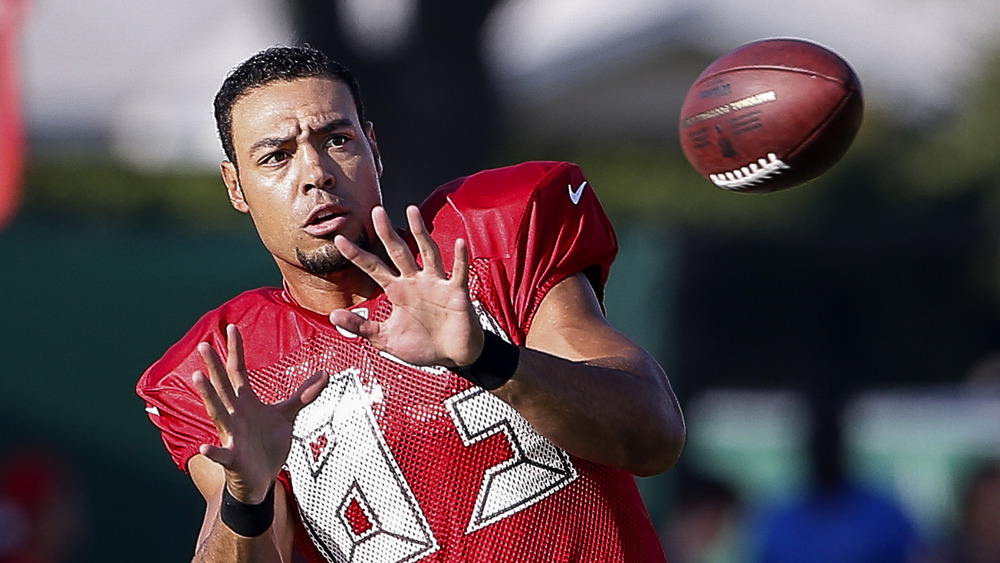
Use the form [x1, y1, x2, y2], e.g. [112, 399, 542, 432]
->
[679, 38, 863, 193]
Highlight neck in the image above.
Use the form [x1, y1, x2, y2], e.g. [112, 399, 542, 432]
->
[278, 262, 382, 314]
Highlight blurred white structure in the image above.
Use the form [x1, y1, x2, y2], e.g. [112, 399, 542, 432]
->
[485, 0, 1000, 141]
[19, 0, 1000, 169]
[22, 0, 294, 170]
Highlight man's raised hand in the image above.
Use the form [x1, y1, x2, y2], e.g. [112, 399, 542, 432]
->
[192, 324, 328, 503]
[329, 205, 483, 370]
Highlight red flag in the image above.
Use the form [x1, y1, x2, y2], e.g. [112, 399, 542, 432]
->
[0, 0, 26, 229]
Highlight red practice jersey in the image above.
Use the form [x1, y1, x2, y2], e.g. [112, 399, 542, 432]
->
[137, 162, 668, 563]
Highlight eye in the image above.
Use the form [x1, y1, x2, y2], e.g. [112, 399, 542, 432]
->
[326, 134, 349, 149]
[260, 151, 290, 165]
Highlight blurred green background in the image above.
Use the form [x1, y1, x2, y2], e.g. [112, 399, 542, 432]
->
[5, 1, 1000, 561]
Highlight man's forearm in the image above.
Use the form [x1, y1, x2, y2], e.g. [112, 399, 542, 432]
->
[193, 508, 286, 563]
[493, 346, 685, 476]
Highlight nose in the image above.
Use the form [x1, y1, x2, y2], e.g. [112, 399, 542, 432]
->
[298, 144, 335, 193]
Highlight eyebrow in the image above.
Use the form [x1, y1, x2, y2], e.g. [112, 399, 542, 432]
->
[247, 117, 357, 157]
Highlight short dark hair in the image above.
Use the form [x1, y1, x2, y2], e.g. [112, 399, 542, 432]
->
[213, 45, 366, 166]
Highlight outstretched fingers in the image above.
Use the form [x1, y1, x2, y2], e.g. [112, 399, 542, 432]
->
[278, 370, 329, 420]
[192, 353, 239, 468]
[197, 325, 253, 405]
[333, 216, 400, 287]
[328, 309, 382, 342]
[407, 205, 446, 277]
[373, 206, 420, 276]
[192, 370, 232, 433]
[224, 324, 248, 386]
[189, 325, 327, 492]
[192, 325, 257, 458]
[451, 237, 470, 289]
[198, 441, 235, 467]
[196, 340, 237, 413]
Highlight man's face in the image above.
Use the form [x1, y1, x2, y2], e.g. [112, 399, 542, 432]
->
[222, 76, 383, 277]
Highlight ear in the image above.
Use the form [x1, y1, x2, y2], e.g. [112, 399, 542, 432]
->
[221, 161, 250, 214]
[365, 122, 383, 178]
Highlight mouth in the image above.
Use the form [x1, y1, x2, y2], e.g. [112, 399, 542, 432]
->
[303, 203, 349, 237]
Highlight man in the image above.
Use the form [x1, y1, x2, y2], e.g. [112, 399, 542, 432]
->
[137, 45, 685, 562]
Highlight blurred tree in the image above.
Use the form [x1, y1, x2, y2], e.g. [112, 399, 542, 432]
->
[14, 15, 1000, 394]
[900, 48, 1000, 198]
[288, 0, 501, 217]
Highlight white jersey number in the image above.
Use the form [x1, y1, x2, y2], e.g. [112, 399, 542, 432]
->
[445, 387, 578, 533]
[288, 369, 578, 563]
[288, 368, 437, 563]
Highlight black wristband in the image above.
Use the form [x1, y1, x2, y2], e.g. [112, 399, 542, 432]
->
[456, 331, 520, 390]
[220, 483, 275, 538]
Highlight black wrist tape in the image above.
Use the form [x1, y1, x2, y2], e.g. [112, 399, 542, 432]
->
[456, 331, 520, 390]
[220, 482, 275, 538]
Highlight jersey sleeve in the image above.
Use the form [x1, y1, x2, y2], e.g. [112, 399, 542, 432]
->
[136, 309, 228, 472]
[135, 288, 302, 472]
[422, 161, 618, 342]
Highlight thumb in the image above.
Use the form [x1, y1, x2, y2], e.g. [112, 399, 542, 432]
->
[279, 370, 329, 420]
[199, 443, 235, 468]
[329, 310, 383, 342]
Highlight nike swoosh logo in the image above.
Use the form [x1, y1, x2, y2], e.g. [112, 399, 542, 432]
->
[145, 406, 160, 416]
[568, 181, 588, 205]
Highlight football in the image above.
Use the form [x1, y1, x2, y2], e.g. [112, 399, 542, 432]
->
[678, 37, 863, 193]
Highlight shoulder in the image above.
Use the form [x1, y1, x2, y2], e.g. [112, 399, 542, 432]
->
[137, 287, 286, 390]
[423, 161, 584, 214]
[420, 162, 617, 336]
[420, 161, 608, 258]
[135, 287, 304, 472]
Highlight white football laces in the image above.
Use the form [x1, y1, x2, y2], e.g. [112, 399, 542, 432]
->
[710, 153, 790, 191]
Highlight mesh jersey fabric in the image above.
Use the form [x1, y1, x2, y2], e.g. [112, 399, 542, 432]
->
[137, 161, 668, 562]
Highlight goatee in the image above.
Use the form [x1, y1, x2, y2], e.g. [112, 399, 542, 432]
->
[296, 231, 371, 276]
